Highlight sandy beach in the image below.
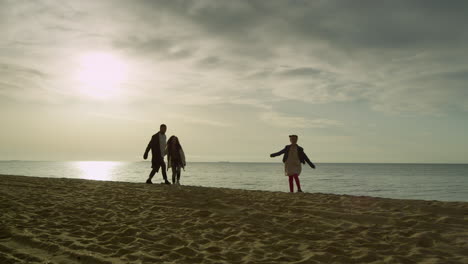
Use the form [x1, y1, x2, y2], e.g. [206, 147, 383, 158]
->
[0, 175, 467, 264]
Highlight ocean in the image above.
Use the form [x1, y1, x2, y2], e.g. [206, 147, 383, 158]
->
[0, 161, 467, 202]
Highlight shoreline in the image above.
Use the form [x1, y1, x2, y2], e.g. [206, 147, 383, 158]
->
[1, 160, 468, 164]
[1, 173, 467, 203]
[2, 173, 468, 203]
[1, 174, 467, 263]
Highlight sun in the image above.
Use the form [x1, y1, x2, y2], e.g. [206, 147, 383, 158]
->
[74, 52, 128, 99]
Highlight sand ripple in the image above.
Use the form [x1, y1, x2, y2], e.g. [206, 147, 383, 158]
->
[0, 175, 467, 263]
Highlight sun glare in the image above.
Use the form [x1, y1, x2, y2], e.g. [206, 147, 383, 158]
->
[74, 161, 120, 181]
[74, 52, 128, 99]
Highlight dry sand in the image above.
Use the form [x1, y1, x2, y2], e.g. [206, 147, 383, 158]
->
[0, 174, 467, 264]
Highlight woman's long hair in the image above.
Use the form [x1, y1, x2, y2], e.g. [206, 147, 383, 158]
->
[166, 136, 183, 156]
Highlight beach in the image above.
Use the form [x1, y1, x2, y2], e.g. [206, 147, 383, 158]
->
[0, 175, 467, 264]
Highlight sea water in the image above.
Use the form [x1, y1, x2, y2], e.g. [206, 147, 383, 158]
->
[0, 161, 467, 202]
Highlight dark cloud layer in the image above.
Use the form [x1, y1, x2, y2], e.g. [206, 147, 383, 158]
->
[146, 0, 468, 49]
[1, 0, 468, 114]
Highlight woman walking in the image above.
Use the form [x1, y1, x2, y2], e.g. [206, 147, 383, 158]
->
[270, 135, 316, 192]
[166, 136, 186, 185]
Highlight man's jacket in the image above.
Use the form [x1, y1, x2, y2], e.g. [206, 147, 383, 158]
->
[144, 132, 164, 160]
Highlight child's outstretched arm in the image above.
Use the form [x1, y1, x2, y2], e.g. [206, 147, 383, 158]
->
[270, 147, 286, 158]
[303, 152, 316, 169]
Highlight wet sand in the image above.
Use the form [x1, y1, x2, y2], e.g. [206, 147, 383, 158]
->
[0, 174, 467, 263]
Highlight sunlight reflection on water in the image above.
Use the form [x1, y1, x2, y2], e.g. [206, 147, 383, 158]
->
[73, 161, 121, 181]
[1, 161, 467, 201]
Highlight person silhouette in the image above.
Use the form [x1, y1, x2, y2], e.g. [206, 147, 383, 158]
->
[144, 124, 170, 184]
[270, 135, 316, 192]
[166, 136, 186, 185]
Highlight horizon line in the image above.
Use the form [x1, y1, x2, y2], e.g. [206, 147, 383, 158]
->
[0, 160, 467, 165]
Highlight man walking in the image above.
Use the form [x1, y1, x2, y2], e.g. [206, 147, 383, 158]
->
[144, 124, 170, 184]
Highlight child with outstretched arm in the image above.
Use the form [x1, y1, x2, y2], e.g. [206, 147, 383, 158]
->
[270, 135, 316, 192]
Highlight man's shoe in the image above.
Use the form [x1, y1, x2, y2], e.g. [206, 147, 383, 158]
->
[164, 181, 171, 185]
[297, 189, 303, 193]
[146, 179, 153, 184]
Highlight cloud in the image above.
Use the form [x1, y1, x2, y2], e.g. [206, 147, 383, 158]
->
[278, 67, 322, 77]
[1, 0, 468, 115]
[166, 113, 232, 127]
[0, 62, 57, 103]
[368, 68, 468, 114]
[228, 97, 272, 110]
[113, 35, 197, 61]
[260, 111, 341, 129]
[196, 56, 222, 68]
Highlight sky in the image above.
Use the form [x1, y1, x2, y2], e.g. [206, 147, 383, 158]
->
[0, 0, 467, 163]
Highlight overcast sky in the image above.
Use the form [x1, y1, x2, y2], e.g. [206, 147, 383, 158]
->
[1, 0, 467, 163]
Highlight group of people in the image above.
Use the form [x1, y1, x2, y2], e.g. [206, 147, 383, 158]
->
[143, 124, 186, 185]
[144, 124, 316, 192]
